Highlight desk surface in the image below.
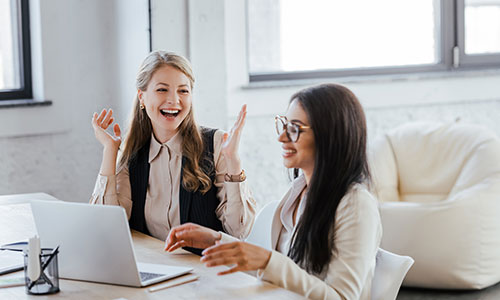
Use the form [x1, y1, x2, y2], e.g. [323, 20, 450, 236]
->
[0, 193, 303, 299]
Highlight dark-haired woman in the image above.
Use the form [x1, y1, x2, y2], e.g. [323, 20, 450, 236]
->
[165, 83, 382, 299]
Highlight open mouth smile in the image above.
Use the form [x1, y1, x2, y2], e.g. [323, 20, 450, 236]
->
[160, 109, 180, 118]
[282, 148, 297, 157]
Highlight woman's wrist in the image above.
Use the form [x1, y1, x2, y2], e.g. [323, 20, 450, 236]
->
[260, 249, 272, 270]
[100, 147, 118, 176]
[211, 231, 222, 246]
[225, 157, 242, 175]
[103, 143, 120, 153]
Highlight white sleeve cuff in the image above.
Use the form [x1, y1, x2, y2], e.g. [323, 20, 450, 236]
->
[218, 231, 240, 244]
[90, 174, 117, 204]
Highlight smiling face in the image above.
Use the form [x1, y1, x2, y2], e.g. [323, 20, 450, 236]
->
[278, 99, 316, 177]
[138, 65, 192, 143]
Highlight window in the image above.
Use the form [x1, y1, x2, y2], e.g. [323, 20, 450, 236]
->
[247, 0, 500, 81]
[0, 0, 32, 100]
[458, 0, 500, 66]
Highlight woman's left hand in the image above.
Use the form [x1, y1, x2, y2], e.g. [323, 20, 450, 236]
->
[200, 241, 271, 275]
[221, 105, 247, 168]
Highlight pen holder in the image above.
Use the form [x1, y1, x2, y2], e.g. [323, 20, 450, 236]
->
[23, 248, 60, 295]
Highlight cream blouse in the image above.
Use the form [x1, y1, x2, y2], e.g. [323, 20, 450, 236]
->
[275, 176, 307, 255]
[90, 129, 257, 241]
[221, 175, 382, 300]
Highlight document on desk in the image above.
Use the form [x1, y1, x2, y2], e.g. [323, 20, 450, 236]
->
[148, 274, 199, 292]
[0, 251, 24, 275]
[0, 203, 37, 246]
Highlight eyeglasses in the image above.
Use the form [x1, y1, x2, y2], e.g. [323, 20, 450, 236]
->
[275, 115, 311, 143]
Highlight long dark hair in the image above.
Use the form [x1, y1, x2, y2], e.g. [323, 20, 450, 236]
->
[287, 83, 371, 274]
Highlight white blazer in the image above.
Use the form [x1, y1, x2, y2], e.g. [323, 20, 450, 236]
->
[223, 175, 382, 300]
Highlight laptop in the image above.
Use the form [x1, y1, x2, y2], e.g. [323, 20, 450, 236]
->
[30, 200, 193, 287]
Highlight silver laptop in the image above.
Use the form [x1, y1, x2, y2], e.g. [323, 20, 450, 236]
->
[30, 200, 193, 287]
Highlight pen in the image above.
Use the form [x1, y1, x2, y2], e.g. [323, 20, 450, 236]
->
[148, 274, 199, 292]
[0, 241, 28, 252]
[41, 246, 59, 270]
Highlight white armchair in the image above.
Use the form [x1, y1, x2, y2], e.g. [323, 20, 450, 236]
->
[370, 121, 500, 289]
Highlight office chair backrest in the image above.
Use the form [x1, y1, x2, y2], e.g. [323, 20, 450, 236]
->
[371, 248, 414, 300]
[245, 201, 280, 249]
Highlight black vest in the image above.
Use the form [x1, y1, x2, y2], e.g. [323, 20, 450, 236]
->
[128, 128, 223, 255]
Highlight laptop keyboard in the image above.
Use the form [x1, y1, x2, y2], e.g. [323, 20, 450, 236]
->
[140, 271, 164, 282]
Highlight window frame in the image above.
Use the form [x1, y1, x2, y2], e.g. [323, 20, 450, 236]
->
[247, 0, 500, 82]
[0, 0, 32, 101]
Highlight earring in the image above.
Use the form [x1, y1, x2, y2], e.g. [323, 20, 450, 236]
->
[140, 103, 145, 110]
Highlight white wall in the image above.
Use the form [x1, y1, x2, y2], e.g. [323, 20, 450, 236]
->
[2, 0, 499, 206]
[114, 1, 150, 125]
[0, 0, 149, 201]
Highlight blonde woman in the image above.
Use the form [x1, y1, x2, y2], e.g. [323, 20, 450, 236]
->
[90, 51, 256, 255]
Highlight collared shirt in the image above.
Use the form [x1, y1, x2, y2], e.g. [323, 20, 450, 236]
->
[90, 129, 256, 241]
[276, 175, 307, 255]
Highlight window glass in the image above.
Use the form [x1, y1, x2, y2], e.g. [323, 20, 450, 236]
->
[248, 0, 439, 74]
[465, 0, 500, 55]
[0, 0, 21, 90]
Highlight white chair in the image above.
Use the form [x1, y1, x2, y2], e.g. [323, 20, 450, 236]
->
[245, 201, 280, 249]
[371, 248, 414, 300]
[370, 121, 500, 289]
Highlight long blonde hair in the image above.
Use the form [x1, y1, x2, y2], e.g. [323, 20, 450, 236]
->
[119, 51, 212, 194]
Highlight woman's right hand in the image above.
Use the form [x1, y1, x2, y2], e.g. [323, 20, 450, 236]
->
[165, 223, 222, 252]
[91, 108, 121, 151]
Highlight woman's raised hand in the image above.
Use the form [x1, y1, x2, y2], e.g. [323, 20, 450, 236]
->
[164, 223, 222, 252]
[221, 104, 247, 162]
[200, 241, 271, 275]
[91, 108, 121, 151]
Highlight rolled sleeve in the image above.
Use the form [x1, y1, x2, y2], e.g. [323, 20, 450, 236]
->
[89, 165, 133, 219]
[90, 174, 117, 205]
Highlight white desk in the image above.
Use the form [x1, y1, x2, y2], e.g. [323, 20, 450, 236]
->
[0, 193, 303, 299]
